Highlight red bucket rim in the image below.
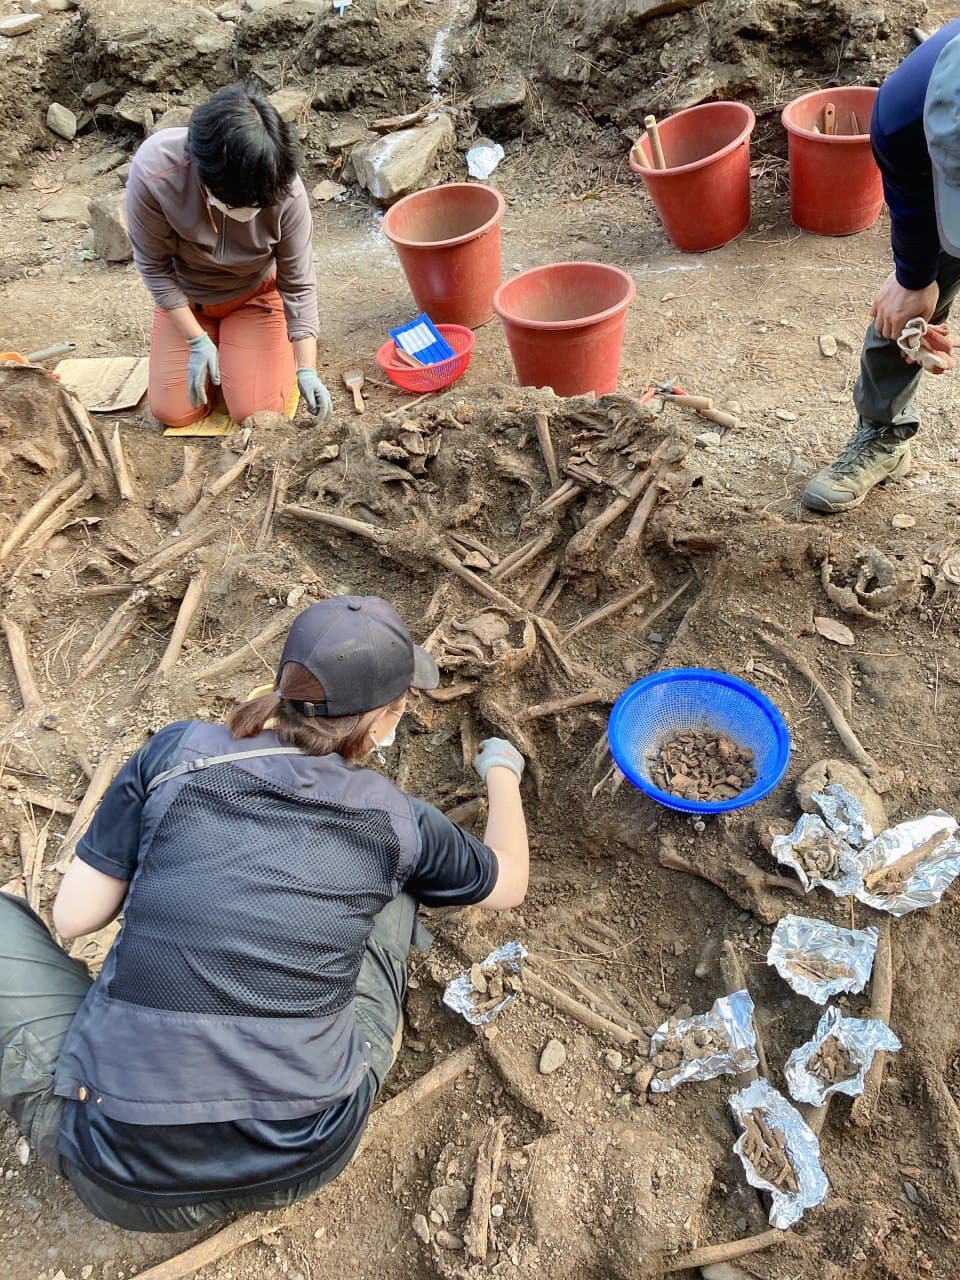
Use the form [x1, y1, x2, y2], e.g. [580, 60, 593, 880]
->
[781, 86, 878, 143]
[492, 261, 637, 333]
[382, 183, 505, 251]
[629, 101, 756, 178]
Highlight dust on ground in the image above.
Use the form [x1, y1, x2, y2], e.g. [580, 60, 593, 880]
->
[2, 1, 960, 1279]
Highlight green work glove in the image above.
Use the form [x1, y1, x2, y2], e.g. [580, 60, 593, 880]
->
[473, 738, 525, 783]
[297, 367, 333, 421]
[186, 333, 220, 409]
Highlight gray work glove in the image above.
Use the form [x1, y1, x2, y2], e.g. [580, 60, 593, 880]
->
[186, 333, 220, 409]
[297, 367, 333, 421]
[473, 737, 524, 784]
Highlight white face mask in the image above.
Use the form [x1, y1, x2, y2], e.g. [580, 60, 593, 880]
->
[206, 190, 260, 223]
[376, 723, 398, 749]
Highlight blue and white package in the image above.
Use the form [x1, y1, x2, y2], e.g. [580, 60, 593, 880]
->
[390, 314, 455, 366]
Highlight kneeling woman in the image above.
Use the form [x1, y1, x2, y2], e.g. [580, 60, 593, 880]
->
[126, 81, 333, 429]
[0, 597, 528, 1231]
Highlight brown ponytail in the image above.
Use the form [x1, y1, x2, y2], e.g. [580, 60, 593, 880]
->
[226, 661, 404, 762]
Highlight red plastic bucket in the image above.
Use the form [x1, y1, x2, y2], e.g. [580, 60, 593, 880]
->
[781, 87, 881, 235]
[628, 102, 755, 252]
[382, 182, 505, 328]
[492, 261, 636, 397]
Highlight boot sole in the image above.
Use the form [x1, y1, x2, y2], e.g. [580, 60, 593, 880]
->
[802, 452, 911, 514]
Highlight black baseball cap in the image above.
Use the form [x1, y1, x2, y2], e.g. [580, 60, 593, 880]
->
[277, 596, 439, 717]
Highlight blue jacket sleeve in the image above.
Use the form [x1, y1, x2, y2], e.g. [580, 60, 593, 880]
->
[872, 115, 941, 290]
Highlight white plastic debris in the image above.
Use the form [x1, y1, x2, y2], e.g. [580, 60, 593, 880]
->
[467, 141, 504, 180]
[785, 1005, 902, 1106]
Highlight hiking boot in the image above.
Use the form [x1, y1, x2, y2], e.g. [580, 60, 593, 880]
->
[802, 424, 912, 513]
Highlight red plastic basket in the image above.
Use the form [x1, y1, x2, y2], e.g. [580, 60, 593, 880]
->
[376, 324, 475, 393]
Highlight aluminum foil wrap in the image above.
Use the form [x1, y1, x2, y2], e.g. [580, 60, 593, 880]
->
[767, 915, 878, 1004]
[730, 1078, 829, 1228]
[442, 941, 527, 1026]
[851, 811, 960, 917]
[771, 813, 861, 897]
[648, 990, 759, 1093]
[785, 1005, 902, 1106]
[811, 783, 874, 849]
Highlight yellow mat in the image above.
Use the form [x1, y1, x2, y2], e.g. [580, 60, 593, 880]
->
[163, 383, 300, 438]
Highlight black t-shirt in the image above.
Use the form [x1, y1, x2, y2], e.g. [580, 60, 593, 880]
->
[58, 722, 498, 1203]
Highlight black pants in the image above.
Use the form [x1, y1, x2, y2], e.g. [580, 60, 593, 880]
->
[0, 891, 422, 1232]
[854, 250, 960, 432]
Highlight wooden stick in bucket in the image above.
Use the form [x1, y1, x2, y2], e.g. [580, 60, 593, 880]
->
[823, 102, 837, 135]
[644, 114, 667, 169]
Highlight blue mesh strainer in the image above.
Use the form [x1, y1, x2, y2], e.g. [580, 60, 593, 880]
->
[608, 668, 791, 814]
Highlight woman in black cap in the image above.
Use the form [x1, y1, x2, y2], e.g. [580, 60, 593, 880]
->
[0, 597, 528, 1231]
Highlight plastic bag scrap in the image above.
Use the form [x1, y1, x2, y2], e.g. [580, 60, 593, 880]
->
[648, 990, 759, 1093]
[785, 1005, 902, 1106]
[730, 1078, 829, 1229]
[442, 940, 527, 1026]
[467, 141, 505, 180]
[767, 915, 878, 1005]
[851, 811, 960, 918]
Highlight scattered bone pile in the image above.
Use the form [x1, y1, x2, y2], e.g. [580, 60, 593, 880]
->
[468, 959, 522, 1016]
[741, 1109, 799, 1192]
[789, 828, 849, 880]
[785, 950, 849, 985]
[808, 1035, 856, 1085]
[648, 730, 755, 803]
[651, 1018, 728, 1082]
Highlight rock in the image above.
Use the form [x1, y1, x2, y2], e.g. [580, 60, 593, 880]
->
[473, 72, 528, 137]
[312, 180, 346, 202]
[695, 430, 723, 448]
[818, 334, 838, 358]
[47, 0, 79, 9]
[269, 87, 311, 123]
[89, 194, 132, 262]
[796, 759, 888, 838]
[81, 1269, 94, 1280]
[326, 116, 372, 151]
[152, 106, 193, 133]
[46, 103, 78, 141]
[434, 1230, 464, 1250]
[775, 408, 797, 422]
[20, 0, 45, 14]
[603, 1050, 624, 1071]
[891, 513, 916, 529]
[0, 13, 43, 36]
[15, 1136, 29, 1165]
[412, 1213, 431, 1243]
[352, 114, 455, 204]
[538, 1038, 566, 1075]
[82, 80, 118, 106]
[38, 189, 90, 224]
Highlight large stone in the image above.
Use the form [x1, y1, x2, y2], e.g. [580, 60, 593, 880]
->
[473, 73, 528, 139]
[326, 116, 372, 152]
[796, 759, 888, 838]
[268, 87, 311, 123]
[352, 114, 455, 204]
[82, 80, 117, 106]
[89, 194, 132, 262]
[0, 13, 43, 37]
[538, 1038, 566, 1075]
[38, 189, 90, 225]
[151, 106, 193, 133]
[46, 103, 78, 141]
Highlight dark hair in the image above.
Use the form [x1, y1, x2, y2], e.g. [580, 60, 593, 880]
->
[226, 662, 404, 762]
[187, 82, 301, 208]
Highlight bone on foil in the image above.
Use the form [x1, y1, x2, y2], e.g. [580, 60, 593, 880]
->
[648, 990, 759, 1093]
[851, 811, 960, 918]
[730, 1078, 829, 1229]
[442, 941, 527, 1026]
[767, 915, 878, 1004]
[771, 812, 861, 897]
[785, 1004, 902, 1107]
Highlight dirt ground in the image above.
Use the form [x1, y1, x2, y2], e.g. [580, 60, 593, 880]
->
[3, 2, 960, 1279]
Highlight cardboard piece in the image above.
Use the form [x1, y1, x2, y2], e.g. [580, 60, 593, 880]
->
[55, 357, 149, 412]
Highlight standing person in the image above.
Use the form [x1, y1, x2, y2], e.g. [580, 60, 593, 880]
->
[804, 21, 960, 513]
[0, 597, 528, 1231]
[125, 81, 333, 430]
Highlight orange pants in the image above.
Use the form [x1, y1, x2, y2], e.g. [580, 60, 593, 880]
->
[149, 278, 297, 428]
